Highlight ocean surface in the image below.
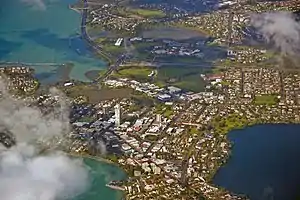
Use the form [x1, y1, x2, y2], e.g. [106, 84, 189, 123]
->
[213, 124, 300, 200]
[0, 0, 106, 83]
[73, 158, 126, 200]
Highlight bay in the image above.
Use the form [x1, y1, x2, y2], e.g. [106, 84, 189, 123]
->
[73, 158, 126, 200]
[0, 0, 106, 83]
[213, 124, 300, 200]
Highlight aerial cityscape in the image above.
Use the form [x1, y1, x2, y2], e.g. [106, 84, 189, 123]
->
[0, 0, 300, 200]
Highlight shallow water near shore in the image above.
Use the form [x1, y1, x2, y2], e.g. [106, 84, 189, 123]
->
[0, 0, 106, 83]
[72, 157, 126, 200]
[213, 124, 300, 200]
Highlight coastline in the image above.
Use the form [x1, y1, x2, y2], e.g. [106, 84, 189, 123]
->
[69, 0, 113, 67]
[212, 123, 300, 200]
[85, 70, 101, 81]
[56, 63, 74, 82]
[64, 1, 300, 199]
[68, 152, 129, 192]
[68, 152, 116, 165]
[209, 121, 300, 183]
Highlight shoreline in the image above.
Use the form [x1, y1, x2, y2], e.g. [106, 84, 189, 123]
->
[85, 70, 101, 81]
[70, 0, 113, 66]
[68, 152, 128, 191]
[68, 152, 116, 165]
[65, 1, 300, 199]
[211, 122, 300, 200]
[209, 121, 300, 184]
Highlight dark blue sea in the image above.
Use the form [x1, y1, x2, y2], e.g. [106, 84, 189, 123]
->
[213, 124, 300, 200]
[0, 0, 106, 83]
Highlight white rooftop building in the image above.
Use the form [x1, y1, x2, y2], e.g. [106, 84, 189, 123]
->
[115, 38, 123, 46]
[168, 86, 182, 94]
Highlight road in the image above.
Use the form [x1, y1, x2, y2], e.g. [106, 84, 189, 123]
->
[82, 0, 127, 82]
[81, 0, 101, 53]
[81, 0, 117, 64]
[94, 54, 127, 83]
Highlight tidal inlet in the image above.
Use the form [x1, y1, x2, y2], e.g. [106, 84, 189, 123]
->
[0, 78, 91, 200]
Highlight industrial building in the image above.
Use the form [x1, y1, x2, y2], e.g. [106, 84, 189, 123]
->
[115, 38, 123, 46]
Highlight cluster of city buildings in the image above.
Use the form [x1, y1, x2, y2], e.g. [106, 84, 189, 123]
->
[0, 1, 299, 199]
[173, 0, 299, 47]
[47, 64, 300, 200]
[150, 40, 204, 58]
[115, 67, 300, 200]
[1, 63, 300, 200]
[104, 78, 183, 102]
[226, 47, 270, 64]
[127, 36, 270, 65]
[89, 4, 148, 34]
[174, 9, 247, 46]
[0, 66, 38, 94]
[137, 2, 188, 17]
[249, 0, 300, 13]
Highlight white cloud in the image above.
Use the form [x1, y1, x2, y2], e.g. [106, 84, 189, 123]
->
[0, 78, 90, 200]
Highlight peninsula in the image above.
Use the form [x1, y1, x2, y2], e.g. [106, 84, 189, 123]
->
[1, 0, 300, 199]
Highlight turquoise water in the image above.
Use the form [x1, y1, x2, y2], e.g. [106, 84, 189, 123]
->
[213, 124, 300, 200]
[0, 0, 106, 83]
[74, 158, 126, 200]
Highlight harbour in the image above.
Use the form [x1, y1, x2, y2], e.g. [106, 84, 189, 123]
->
[213, 124, 300, 200]
[0, 0, 106, 83]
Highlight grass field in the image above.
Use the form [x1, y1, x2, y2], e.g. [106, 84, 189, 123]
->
[173, 74, 205, 92]
[157, 67, 205, 92]
[212, 114, 249, 135]
[101, 43, 124, 54]
[254, 94, 279, 105]
[130, 8, 166, 18]
[112, 66, 154, 82]
[94, 38, 125, 58]
[65, 85, 133, 103]
[109, 65, 206, 92]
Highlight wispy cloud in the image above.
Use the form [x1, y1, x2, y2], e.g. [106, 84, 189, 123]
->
[251, 11, 300, 57]
[0, 147, 90, 200]
[0, 78, 90, 200]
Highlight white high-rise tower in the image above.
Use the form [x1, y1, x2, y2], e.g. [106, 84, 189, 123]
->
[156, 114, 162, 124]
[114, 104, 121, 127]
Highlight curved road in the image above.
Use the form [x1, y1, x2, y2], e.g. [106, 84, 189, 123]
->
[81, 0, 126, 82]
[81, 0, 102, 53]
